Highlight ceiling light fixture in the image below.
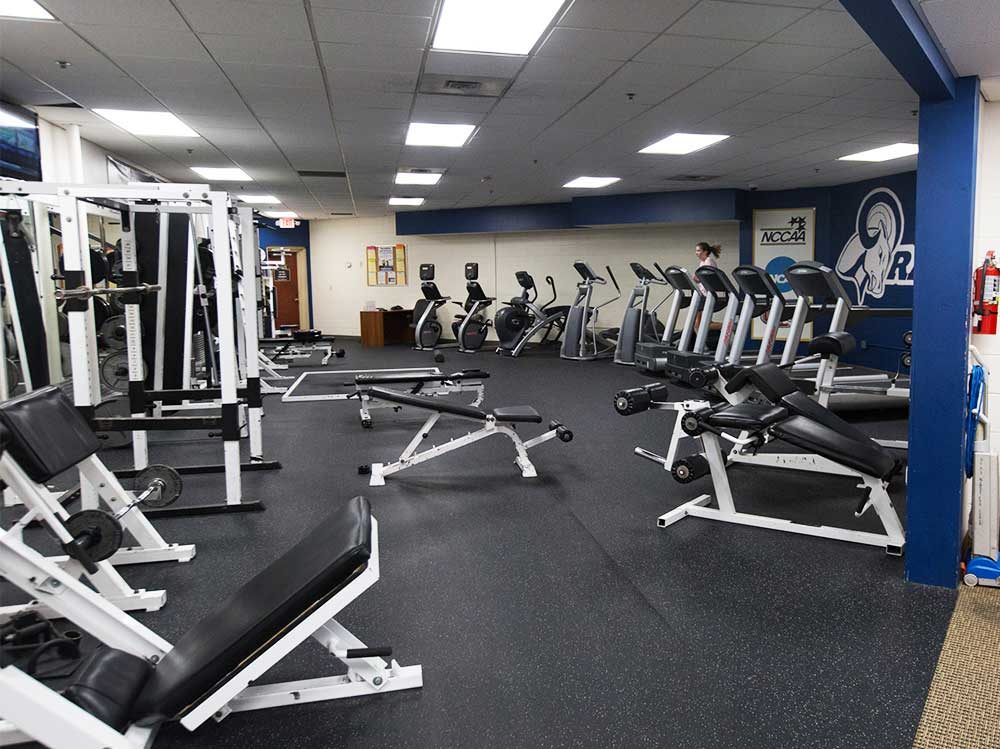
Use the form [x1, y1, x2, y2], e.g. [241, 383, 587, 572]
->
[237, 194, 280, 204]
[389, 197, 425, 206]
[191, 166, 251, 181]
[405, 122, 475, 148]
[0, 0, 53, 19]
[563, 176, 620, 189]
[0, 106, 36, 128]
[261, 210, 298, 219]
[640, 133, 730, 155]
[94, 109, 199, 137]
[838, 143, 919, 162]
[395, 171, 443, 185]
[433, 0, 565, 55]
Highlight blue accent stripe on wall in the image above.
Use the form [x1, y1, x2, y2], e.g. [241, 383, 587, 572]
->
[839, 0, 955, 101]
[395, 203, 573, 235]
[907, 76, 980, 587]
[571, 189, 743, 227]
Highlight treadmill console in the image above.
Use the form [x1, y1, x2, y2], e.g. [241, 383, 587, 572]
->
[785, 261, 852, 303]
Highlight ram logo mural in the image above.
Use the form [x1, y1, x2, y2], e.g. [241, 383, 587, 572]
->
[835, 187, 914, 304]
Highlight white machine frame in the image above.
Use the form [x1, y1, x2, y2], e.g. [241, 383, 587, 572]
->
[0, 516, 422, 748]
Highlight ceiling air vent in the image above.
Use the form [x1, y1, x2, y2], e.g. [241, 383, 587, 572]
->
[297, 170, 346, 178]
[664, 174, 718, 182]
[418, 73, 511, 98]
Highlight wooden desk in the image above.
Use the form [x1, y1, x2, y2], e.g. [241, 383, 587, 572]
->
[360, 309, 414, 347]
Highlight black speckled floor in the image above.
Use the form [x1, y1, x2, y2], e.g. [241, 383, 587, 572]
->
[3, 340, 956, 748]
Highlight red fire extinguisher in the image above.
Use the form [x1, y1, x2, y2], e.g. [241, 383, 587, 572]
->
[974, 251, 1000, 334]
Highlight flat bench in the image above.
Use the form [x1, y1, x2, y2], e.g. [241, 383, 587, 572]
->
[364, 387, 542, 423]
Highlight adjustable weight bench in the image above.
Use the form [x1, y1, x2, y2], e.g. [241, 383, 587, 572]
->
[0, 494, 422, 748]
[359, 387, 572, 486]
[282, 367, 488, 428]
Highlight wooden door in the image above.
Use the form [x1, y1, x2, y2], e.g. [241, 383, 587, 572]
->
[269, 249, 300, 328]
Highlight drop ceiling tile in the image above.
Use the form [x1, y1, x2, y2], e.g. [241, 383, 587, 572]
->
[847, 78, 918, 102]
[557, 0, 698, 33]
[152, 83, 252, 117]
[776, 8, 874, 47]
[0, 65, 70, 106]
[505, 79, 595, 100]
[738, 91, 829, 112]
[311, 8, 431, 46]
[424, 51, 525, 79]
[665, 1, 811, 41]
[636, 34, 756, 66]
[334, 107, 411, 124]
[537, 27, 657, 61]
[242, 86, 333, 119]
[72, 24, 210, 61]
[282, 147, 345, 171]
[200, 34, 318, 66]
[327, 68, 418, 93]
[809, 46, 901, 79]
[40, 0, 187, 29]
[768, 73, 869, 97]
[725, 42, 848, 73]
[588, 62, 713, 105]
[222, 62, 323, 89]
[697, 67, 798, 93]
[115, 56, 229, 86]
[182, 116, 264, 132]
[411, 94, 496, 113]
[320, 43, 424, 73]
[489, 96, 577, 118]
[803, 96, 889, 116]
[479, 112, 560, 135]
[175, 0, 311, 39]
[517, 55, 622, 85]
[328, 89, 414, 109]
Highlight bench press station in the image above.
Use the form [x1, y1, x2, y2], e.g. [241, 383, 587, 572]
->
[616, 362, 905, 554]
[0, 390, 421, 747]
[283, 367, 488, 428]
[358, 386, 573, 486]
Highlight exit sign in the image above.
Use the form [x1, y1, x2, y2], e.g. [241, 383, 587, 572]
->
[277, 217, 296, 229]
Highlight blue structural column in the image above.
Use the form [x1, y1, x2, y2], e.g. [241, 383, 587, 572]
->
[907, 77, 980, 586]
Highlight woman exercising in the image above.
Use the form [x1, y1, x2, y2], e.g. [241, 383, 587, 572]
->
[694, 242, 723, 331]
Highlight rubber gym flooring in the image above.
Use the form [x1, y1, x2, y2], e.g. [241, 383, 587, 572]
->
[3, 340, 960, 748]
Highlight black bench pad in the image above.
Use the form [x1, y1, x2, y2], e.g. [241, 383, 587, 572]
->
[355, 369, 489, 386]
[808, 331, 856, 358]
[131, 496, 372, 724]
[771, 416, 896, 479]
[365, 387, 488, 419]
[0, 386, 98, 483]
[706, 403, 787, 431]
[492, 406, 542, 423]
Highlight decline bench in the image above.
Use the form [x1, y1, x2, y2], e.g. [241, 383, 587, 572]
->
[359, 386, 572, 486]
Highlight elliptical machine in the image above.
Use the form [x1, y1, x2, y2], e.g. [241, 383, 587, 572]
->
[495, 271, 568, 357]
[614, 262, 669, 366]
[412, 263, 450, 350]
[560, 262, 621, 361]
[452, 262, 494, 353]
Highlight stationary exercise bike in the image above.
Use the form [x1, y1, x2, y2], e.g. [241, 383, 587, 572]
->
[451, 262, 495, 353]
[560, 261, 621, 361]
[412, 263, 450, 350]
[495, 271, 569, 357]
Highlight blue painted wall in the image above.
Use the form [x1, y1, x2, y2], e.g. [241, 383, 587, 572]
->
[257, 216, 313, 327]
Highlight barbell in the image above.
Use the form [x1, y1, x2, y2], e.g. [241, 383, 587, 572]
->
[55, 283, 161, 302]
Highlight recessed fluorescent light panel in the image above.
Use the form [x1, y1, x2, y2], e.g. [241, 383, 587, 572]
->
[839, 143, 919, 162]
[0, 106, 35, 128]
[640, 133, 730, 155]
[191, 167, 251, 181]
[395, 171, 443, 185]
[93, 109, 198, 137]
[563, 177, 620, 189]
[389, 197, 425, 206]
[238, 194, 280, 204]
[433, 0, 565, 55]
[262, 210, 297, 218]
[0, 0, 53, 19]
[405, 122, 475, 148]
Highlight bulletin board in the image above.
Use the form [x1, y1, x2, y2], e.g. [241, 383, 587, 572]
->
[366, 243, 407, 286]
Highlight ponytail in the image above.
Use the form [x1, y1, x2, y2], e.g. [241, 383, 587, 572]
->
[696, 242, 722, 258]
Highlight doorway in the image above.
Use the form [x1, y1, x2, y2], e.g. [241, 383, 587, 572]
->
[267, 246, 308, 329]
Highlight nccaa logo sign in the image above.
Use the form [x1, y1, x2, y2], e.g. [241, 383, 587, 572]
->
[765, 255, 796, 293]
[835, 187, 914, 304]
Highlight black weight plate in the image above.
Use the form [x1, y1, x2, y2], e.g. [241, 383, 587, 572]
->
[134, 464, 182, 508]
[94, 398, 132, 449]
[57, 312, 69, 342]
[60, 342, 72, 379]
[109, 293, 126, 314]
[92, 296, 110, 330]
[99, 352, 130, 394]
[64, 509, 123, 563]
[99, 315, 127, 350]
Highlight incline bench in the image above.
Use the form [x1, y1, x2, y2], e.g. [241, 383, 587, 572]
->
[0, 392, 421, 748]
[358, 386, 573, 486]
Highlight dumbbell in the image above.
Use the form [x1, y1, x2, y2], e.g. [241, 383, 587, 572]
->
[614, 383, 669, 415]
[671, 455, 711, 484]
[60, 465, 182, 572]
[688, 367, 717, 389]
[335, 349, 346, 358]
[548, 420, 574, 442]
[902, 330, 912, 348]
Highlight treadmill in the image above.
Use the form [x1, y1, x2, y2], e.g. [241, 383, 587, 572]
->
[663, 265, 741, 387]
[633, 265, 703, 374]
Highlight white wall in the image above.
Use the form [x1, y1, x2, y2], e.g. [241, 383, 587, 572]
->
[37, 117, 113, 184]
[308, 215, 740, 339]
